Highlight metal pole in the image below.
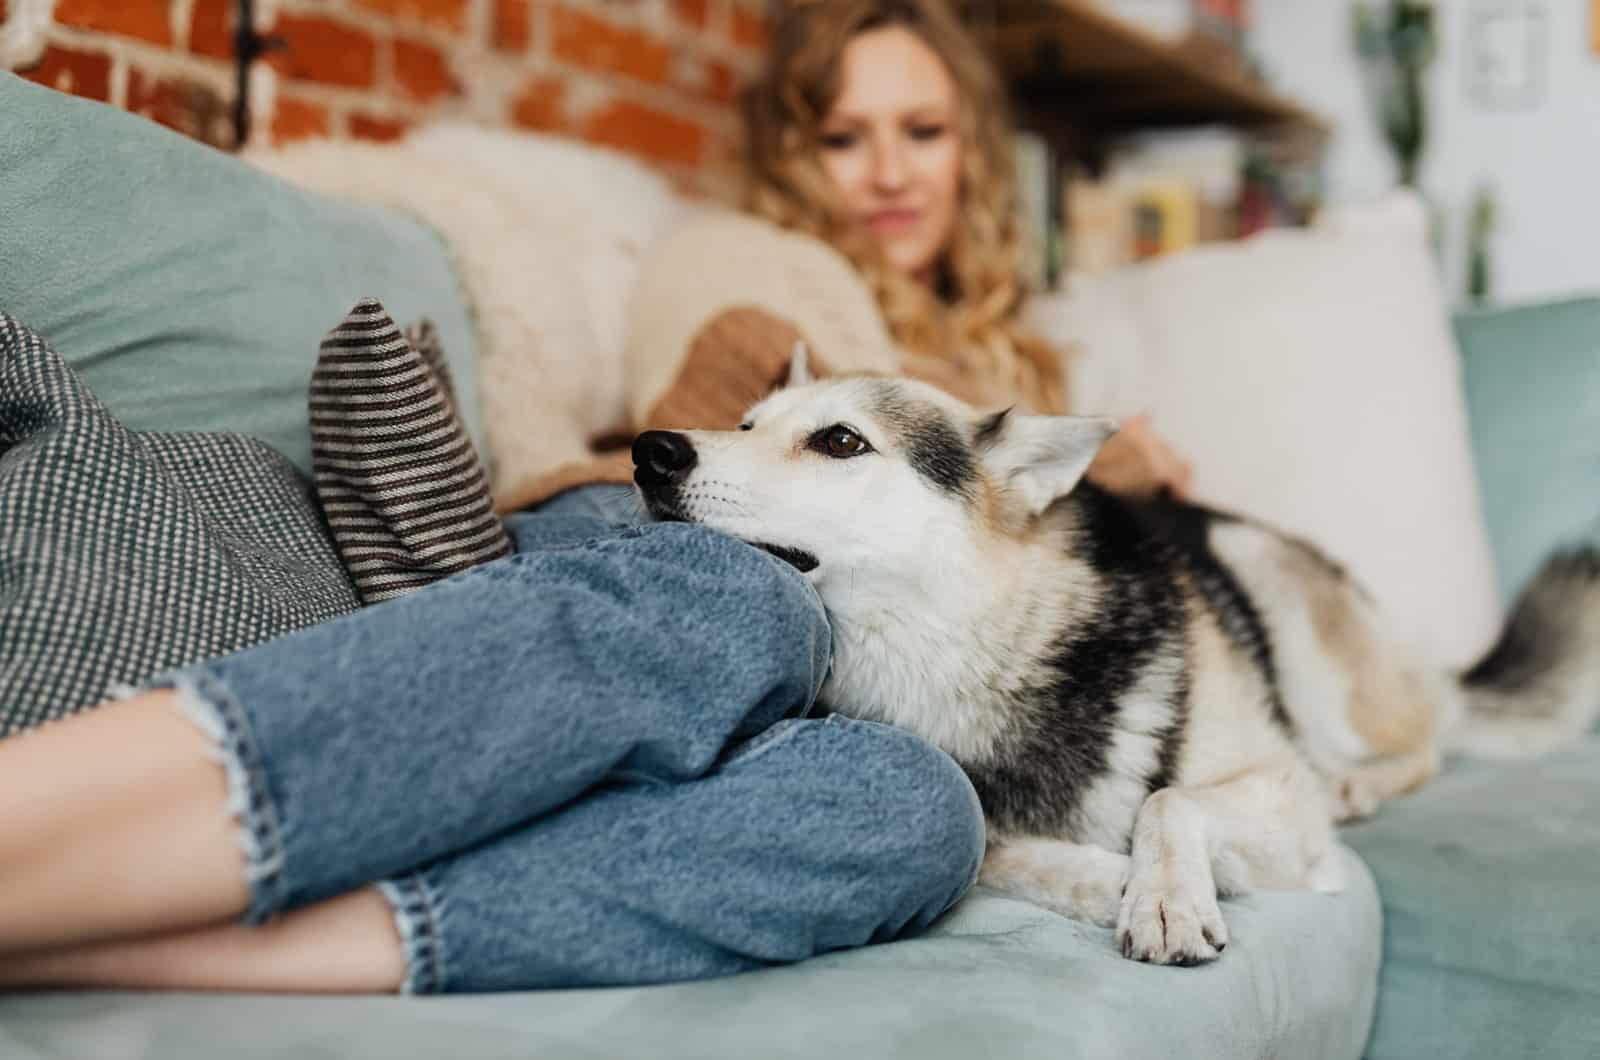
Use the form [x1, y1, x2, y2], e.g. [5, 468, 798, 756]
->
[232, 0, 284, 150]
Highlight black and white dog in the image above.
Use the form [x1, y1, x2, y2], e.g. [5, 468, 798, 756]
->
[633, 348, 1600, 966]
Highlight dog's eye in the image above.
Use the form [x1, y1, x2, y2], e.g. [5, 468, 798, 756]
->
[809, 424, 871, 459]
[738, 422, 753, 432]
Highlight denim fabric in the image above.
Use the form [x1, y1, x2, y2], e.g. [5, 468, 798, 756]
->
[385, 713, 983, 993]
[153, 485, 985, 993]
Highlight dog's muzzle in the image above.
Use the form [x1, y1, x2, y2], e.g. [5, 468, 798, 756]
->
[632, 430, 696, 492]
[630, 429, 820, 573]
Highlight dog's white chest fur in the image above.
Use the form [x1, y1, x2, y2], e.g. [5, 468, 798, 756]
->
[819, 555, 1186, 853]
[817, 549, 1076, 766]
[824, 605, 1013, 764]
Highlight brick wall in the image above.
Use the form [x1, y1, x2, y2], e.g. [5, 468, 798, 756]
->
[0, 0, 768, 195]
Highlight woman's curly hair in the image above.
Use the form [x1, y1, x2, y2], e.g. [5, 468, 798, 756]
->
[739, 0, 1063, 412]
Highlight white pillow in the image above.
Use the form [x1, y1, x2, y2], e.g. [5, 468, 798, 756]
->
[1027, 192, 1502, 669]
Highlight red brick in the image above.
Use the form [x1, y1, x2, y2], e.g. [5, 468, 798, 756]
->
[583, 98, 705, 168]
[552, 7, 671, 85]
[673, 53, 738, 106]
[189, 0, 234, 60]
[271, 96, 331, 145]
[393, 38, 458, 102]
[701, 58, 737, 104]
[673, 0, 708, 30]
[492, 0, 530, 53]
[729, 3, 766, 50]
[55, 0, 173, 47]
[270, 14, 378, 89]
[351, 0, 469, 33]
[350, 113, 412, 142]
[18, 44, 113, 102]
[128, 68, 232, 147]
[511, 75, 566, 132]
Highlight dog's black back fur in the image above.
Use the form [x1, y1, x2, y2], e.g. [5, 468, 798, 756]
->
[1121, 496, 1290, 732]
[963, 485, 1285, 839]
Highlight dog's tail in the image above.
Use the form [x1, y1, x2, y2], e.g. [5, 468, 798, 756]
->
[1446, 546, 1600, 758]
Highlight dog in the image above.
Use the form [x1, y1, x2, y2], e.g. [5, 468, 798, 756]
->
[631, 346, 1600, 966]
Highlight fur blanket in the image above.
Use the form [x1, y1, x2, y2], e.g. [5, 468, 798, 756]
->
[246, 124, 900, 509]
[246, 123, 688, 502]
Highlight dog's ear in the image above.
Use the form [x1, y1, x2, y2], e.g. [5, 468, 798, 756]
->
[786, 341, 813, 388]
[975, 410, 1119, 516]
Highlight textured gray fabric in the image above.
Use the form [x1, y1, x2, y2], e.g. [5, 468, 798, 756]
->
[0, 313, 360, 736]
[309, 299, 511, 604]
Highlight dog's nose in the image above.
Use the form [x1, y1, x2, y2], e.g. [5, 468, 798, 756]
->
[632, 430, 697, 488]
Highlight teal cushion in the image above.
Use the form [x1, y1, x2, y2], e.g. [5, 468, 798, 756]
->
[1455, 296, 1600, 598]
[0, 847, 1380, 1059]
[1345, 737, 1600, 1060]
[0, 74, 482, 478]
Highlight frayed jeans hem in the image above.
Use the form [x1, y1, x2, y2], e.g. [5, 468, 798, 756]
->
[143, 667, 292, 926]
[379, 874, 447, 996]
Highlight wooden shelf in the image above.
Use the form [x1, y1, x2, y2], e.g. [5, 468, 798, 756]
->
[960, 1, 1328, 154]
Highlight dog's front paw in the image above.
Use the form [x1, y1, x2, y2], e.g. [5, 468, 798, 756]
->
[1116, 874, 1228, 966]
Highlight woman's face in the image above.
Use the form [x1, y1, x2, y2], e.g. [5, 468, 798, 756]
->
[816, 25, 962, 282]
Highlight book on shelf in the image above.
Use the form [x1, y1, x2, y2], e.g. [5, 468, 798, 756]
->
[1015, 125, 1321, 287]
[1013, 130, 1056, 292]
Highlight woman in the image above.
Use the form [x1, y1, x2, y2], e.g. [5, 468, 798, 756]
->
[739, 0, 1192, 499]
[0, 0, 1180, 997]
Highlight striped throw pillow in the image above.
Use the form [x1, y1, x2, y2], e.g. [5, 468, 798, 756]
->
[310, 299, 512, 604]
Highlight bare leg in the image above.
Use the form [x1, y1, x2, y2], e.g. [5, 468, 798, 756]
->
[978, 838, 1129, 927]
[1117, 759, 1336, 966]
[0, 691, 250, 953]
[0, 888, 403, 994]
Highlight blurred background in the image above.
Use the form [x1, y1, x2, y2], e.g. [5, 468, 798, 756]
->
[2, 0, 1595, 308]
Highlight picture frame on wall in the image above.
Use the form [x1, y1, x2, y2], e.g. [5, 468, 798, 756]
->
[1464, 1, 1548, 109]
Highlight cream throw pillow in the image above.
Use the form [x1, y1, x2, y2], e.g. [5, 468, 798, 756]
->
[1029, 192, 1502, 669]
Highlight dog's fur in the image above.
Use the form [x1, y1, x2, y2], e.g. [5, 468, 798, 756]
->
[634, 350, 1600, 965]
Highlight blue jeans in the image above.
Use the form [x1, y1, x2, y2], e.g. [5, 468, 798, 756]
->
[150, 485, 985, 994]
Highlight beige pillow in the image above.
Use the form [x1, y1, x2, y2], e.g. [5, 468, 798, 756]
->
[1029, 192, 1502, 669]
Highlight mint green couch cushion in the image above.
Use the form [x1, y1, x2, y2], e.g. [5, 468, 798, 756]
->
[0, 847, 1380, 1059]
[0, 74, 482, 478]
[1455, 296, 1600, 599]
[1345, 299, 1600, 1059]
[1344, 737, 1600, 1060]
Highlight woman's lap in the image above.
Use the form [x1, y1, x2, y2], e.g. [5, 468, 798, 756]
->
[513, 482, 649, 534]
[151, 482, 983, 991]
[388, 714, 984, 993]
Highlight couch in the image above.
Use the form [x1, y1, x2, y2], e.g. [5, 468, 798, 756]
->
[2, 72, 1597, 1060]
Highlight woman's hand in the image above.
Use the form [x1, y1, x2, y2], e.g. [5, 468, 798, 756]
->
[1085, 414, 1194, 501]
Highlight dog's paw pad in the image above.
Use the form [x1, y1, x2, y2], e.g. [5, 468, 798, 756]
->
[1116, 881, 1228, 966]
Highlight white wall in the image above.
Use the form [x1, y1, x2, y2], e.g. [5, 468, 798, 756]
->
[1252, 0, 1600, 306]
